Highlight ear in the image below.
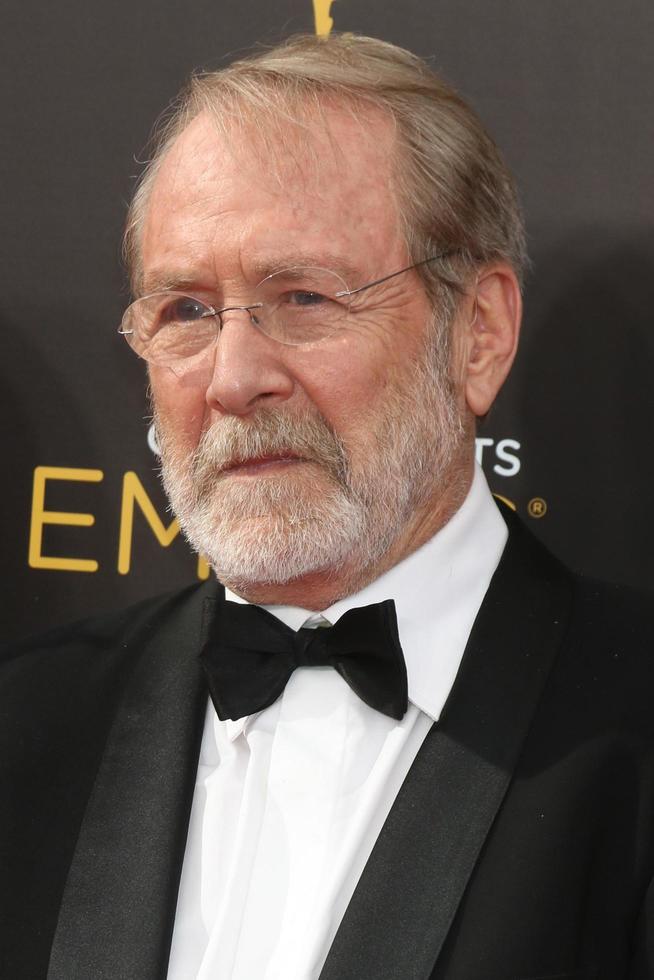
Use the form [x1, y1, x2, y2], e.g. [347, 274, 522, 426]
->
[459, 263, 522, 417]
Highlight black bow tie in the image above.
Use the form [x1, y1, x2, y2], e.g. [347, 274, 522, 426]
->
[200, 598, 408, 722]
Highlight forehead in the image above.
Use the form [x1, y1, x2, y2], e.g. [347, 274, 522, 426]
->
[140, 102, 407, 287]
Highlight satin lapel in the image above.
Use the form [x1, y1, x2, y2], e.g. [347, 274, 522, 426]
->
[320, 517, 574, 980]
[47, 585, 217, 980]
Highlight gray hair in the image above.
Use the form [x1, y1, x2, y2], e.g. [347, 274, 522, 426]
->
[124, 32, 527, 319]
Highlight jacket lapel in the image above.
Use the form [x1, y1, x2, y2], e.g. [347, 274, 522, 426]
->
[47, 585, 216, 980]
[320, 517, 574, 980]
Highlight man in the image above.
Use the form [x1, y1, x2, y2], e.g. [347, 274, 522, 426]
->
[1, 32, 653, 980]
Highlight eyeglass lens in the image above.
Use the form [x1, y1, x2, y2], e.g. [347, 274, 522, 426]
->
[121, 267, 351, 363]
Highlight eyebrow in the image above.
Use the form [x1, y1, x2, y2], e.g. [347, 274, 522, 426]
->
[249, 253, 362, 284]
[139, 253, 364, 298]
[138, 272, 202, 297]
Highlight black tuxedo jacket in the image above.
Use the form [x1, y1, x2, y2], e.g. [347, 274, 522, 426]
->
[2, 512, 654, 980]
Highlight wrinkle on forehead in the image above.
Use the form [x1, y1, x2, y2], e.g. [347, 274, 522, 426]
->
[141, 99, 411, 297]
[216, 93, 398, 191]
[153, 99, 400, 220]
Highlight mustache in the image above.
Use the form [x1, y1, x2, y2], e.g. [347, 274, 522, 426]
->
[167, 409, 350, 491]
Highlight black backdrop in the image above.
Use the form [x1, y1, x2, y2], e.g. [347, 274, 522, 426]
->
[2, 0, 653, 642]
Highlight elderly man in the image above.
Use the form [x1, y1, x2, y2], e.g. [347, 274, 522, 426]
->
[2, 33, 653, 980]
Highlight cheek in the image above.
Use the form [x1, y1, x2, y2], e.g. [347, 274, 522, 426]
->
[290, 335, 396, 441]
[308, 296, 431, 405]
[149, 367, 207, 449]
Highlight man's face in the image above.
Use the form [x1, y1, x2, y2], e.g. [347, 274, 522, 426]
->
[142, 106, 470, 596]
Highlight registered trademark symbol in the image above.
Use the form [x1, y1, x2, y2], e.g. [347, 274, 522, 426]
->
[528, 497, 547, 518]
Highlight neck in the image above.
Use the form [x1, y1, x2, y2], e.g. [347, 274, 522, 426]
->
[222, 458, 474, 611]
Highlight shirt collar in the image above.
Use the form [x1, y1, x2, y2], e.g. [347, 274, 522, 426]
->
[225, 463, 507, 726]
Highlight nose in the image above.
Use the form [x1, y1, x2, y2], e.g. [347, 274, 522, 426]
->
[204, 309, 295, 416]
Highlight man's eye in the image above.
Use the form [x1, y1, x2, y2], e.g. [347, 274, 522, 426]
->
[160, 296, 210, 324]
[287, 290, 330, 307]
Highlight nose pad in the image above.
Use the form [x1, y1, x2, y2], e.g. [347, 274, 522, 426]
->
[248, 308, 263, 331]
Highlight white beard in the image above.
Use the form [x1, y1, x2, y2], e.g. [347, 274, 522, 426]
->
[156, 328, 466, 591]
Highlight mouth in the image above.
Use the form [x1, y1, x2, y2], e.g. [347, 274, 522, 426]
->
[219, 452, 308, 477]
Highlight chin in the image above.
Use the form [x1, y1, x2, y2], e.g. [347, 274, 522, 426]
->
[186, 511, 365, 587]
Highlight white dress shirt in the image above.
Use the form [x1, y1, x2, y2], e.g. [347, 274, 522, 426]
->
[167, 464, 507, 980]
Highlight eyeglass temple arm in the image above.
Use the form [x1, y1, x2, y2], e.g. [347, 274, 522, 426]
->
[334, 250, 458, 298]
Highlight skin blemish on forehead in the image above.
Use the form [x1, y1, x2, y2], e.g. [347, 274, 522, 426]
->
[206, 93, 399, 197]
[143, 104, 405, 263]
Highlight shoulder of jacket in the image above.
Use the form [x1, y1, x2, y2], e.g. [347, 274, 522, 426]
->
[0, 578, 220, 674]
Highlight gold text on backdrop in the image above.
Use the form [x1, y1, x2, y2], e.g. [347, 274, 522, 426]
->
[28, 466, 210, 579]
